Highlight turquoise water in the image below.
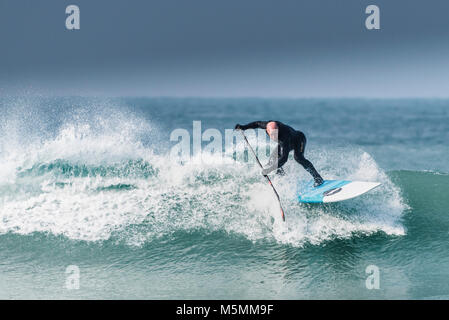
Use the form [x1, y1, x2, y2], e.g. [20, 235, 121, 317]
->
[0, 97, 448, 299]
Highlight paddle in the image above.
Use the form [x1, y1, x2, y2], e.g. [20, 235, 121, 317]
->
[238, 130, 286, 222]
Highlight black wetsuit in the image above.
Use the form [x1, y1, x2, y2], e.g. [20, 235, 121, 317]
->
[237, 121, 323, 185]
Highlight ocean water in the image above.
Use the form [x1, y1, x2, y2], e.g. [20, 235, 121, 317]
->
[0, 96, 448, 299]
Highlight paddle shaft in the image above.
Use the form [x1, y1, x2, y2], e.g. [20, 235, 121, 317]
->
[239, 131, 285, 221]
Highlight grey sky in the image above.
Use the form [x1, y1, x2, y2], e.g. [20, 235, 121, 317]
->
[1, 0, 448, 97]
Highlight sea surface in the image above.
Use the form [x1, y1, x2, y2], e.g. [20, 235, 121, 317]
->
[0, 97, 448, 299]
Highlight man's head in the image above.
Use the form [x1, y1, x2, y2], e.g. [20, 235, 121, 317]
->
[266, 121, 278, 140]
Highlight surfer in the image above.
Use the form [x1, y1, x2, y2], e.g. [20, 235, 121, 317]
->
[235, 121, 324, 187]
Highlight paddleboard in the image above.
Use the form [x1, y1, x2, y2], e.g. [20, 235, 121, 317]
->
[298, 180, 381, 203]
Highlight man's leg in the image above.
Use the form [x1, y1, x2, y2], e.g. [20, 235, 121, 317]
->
[294, 135, 324, 186]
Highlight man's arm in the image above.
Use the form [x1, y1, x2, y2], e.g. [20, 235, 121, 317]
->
[235, 121, 268, 130]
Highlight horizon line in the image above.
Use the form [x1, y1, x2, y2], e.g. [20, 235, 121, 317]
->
[2, 94, 449, 101]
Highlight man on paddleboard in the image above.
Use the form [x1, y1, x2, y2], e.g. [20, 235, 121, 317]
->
[235, 121, 324, 187]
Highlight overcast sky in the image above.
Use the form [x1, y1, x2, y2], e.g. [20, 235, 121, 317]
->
[1, 0, 448, 97]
